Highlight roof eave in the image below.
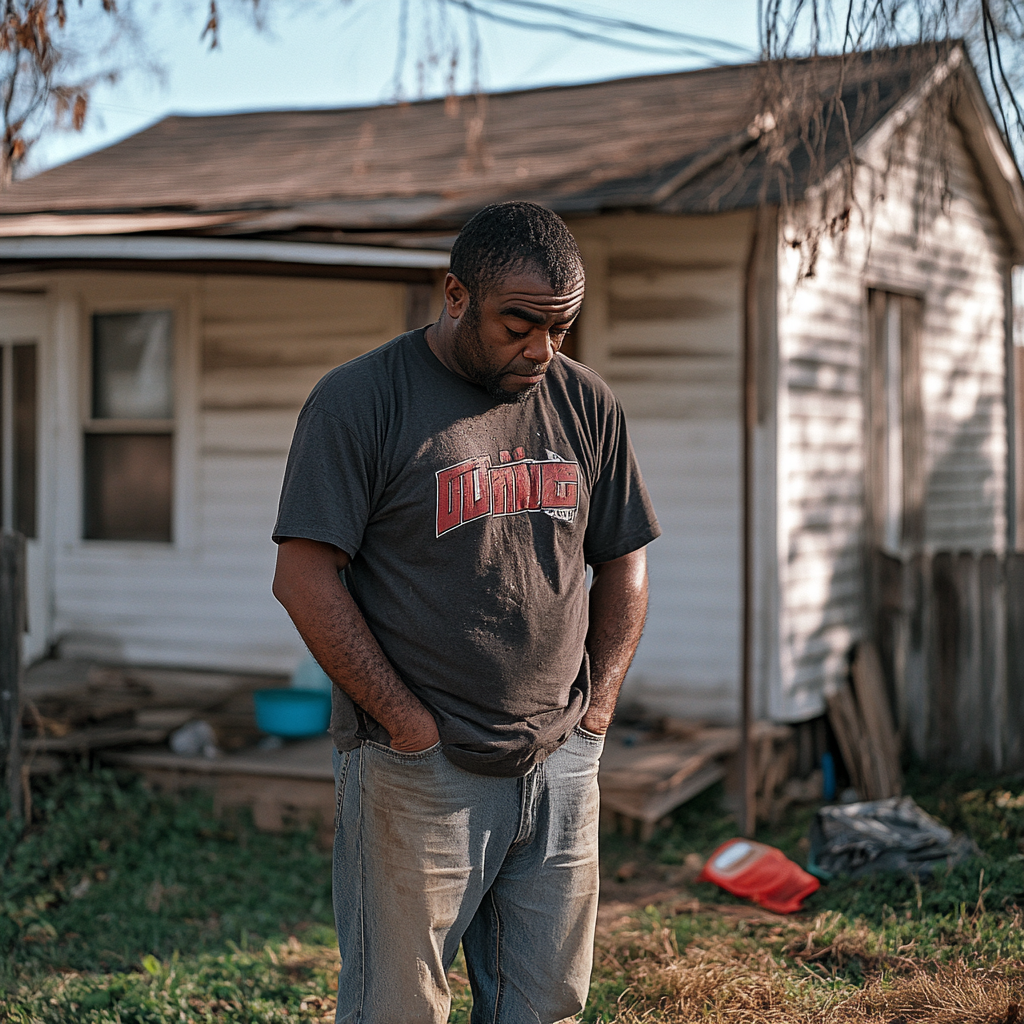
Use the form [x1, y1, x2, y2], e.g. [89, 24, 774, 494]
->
[951, 59, 1024, 262]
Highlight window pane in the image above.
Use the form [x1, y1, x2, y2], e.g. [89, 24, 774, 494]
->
[884, 296, 903, 552]
[84, 433, 172, 542]
[92, 312, 173, 419]
[13, 344, 36, 538]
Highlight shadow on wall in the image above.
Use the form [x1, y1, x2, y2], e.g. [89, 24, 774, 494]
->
[785, 231, 1004, 741]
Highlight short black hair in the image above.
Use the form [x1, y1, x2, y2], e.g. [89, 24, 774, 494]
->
[448, 202, 584, 303]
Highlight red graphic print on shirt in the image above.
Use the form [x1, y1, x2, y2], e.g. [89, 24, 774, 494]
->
[435, 446, 579, 537]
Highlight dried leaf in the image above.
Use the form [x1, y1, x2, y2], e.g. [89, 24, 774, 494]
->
[71, 93, 86, 131]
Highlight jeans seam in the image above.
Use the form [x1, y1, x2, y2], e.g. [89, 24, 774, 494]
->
[510, 767, 541, 849]
[356, 747, 366, 1021]
[490, 888, 503, 1024]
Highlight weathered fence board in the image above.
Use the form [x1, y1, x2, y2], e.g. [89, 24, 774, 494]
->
[876, 548, 1024, 772]
[979, 552, 1005, 772]
[1, 531, 25, 819]
[1007, 553, 1024, 770]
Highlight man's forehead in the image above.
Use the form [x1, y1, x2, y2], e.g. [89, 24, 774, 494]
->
[487, 269, 585, 313]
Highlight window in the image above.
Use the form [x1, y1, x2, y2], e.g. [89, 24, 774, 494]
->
[867, 290, 924, 552]
[84, 311, 174, 542]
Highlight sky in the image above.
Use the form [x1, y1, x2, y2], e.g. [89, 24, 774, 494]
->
[27, 0, 761, 175]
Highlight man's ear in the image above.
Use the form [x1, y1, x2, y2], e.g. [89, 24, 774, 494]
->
[443, 273, 471, 320]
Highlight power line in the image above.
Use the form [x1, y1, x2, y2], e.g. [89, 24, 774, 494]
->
[446, 0, 754, 62]
[490, 0, 751, 54]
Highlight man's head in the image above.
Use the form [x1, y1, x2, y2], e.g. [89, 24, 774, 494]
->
[448, 201, 585, 309]
[435, 202, 585, 403]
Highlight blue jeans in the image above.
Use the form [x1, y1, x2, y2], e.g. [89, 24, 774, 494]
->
[331, 725, 604, 1024]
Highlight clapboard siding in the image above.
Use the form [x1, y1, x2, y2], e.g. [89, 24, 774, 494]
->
[43, 107, 1014, 725]
[773, 116, 1010, 719]
[200, 410, 297, 456]
[619, 419, 742, 720]
[569, 213, 752, 720]
[54, 274, 406, 670]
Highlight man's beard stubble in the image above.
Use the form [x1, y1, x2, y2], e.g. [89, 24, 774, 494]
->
[449, 311, 540, 405]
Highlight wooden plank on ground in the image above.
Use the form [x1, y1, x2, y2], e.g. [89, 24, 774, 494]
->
[23, 724, 172, 753]
[851, 641, 902, 798]
[214, 775, 336, 848]
[826, 684, 870, 797]
[597, 728, 736, 792]
[102, 734, 335, 781]
[105, 735, 337, 848]
[600, 763, 726, 840]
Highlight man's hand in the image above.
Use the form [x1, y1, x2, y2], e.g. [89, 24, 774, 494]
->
[388, 706, 440, 752]
[273, 538, 439, 751]
[580, 547, 649, 735]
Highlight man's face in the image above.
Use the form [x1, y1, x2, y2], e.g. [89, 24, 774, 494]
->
[446, 267, 585, 403]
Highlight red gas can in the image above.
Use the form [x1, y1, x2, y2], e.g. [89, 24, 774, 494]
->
[697, 838, 820, 914]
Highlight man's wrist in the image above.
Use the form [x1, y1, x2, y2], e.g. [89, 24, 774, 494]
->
[580, 711, 611, 735]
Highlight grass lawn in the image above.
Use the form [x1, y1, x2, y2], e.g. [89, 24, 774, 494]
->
[3, 763, 1024, 1022]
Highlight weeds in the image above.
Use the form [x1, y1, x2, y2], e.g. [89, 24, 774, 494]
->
[4, 763, 1024, 1022]
[1, 767, 334, 971]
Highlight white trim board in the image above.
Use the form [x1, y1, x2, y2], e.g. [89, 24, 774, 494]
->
[0, 235, 450, 269]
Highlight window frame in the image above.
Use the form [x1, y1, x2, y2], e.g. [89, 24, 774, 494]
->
[866, 287, 925, 555]
[76, 280, 199, 552]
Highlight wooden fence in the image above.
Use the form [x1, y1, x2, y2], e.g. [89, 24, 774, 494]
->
[1, 530, 25, 819]
[873, 549, 1024, 773]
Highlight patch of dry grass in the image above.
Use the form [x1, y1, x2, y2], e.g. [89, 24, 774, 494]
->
[591, 907, 1024, 1023]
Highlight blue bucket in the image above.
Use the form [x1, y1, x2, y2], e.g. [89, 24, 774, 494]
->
[253, 688, 331, 738]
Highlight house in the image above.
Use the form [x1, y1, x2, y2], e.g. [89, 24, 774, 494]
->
[0, 44, 1021, 753]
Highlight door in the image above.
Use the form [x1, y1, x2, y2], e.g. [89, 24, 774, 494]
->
[0, 299, 50, 663]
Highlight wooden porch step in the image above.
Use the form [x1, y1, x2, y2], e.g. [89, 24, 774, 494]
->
[103, 735, 337, 846]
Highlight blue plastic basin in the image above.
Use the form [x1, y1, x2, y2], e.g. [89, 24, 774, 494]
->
[253, 688, 331, 738]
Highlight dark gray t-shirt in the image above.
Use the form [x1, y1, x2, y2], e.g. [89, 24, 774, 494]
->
[273, 329, 660, 776]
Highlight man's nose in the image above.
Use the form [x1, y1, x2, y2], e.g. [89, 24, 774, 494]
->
[523, 329, 555, 365]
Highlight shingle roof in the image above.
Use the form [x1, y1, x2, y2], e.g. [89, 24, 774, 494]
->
[0, 44, 947, 233]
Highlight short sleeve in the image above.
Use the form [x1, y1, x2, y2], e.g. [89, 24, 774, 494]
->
[273, 402, 375, 558]
[583, 403, 661, 565]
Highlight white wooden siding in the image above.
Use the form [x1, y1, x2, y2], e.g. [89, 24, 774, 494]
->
[51, 273, 405, 670]
[571, 212, 752, 720]
[774, 118, 1011, 720]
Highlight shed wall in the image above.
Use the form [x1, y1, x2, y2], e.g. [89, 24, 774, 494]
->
[50, 273, 406, 670]
[774, 118, 1011, 719]
[46, 213, 753, 707]
[570, 212, 752, 721]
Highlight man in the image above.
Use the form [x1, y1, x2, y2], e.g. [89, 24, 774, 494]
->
[272, 202, 660, 1024]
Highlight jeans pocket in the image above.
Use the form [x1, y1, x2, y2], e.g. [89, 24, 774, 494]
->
[571, 726, 606, 762]
[363, 739, 443, 763]
[333, 749, 352, 831]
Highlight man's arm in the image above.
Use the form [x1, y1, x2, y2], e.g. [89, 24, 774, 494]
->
[581, 546, 649, 735]
[272, 537, 440, 752]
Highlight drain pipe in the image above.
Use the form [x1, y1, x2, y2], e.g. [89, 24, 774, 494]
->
[739, 216, 762, 839]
